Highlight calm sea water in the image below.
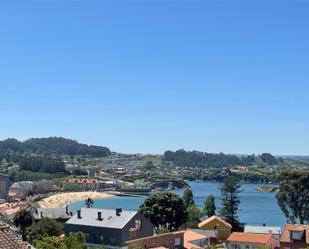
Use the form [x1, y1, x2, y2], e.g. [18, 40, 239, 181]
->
[69, 181, 286, 227]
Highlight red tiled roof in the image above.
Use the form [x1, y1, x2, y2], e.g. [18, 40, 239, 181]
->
[66, 178, 104, 184]
[227, 232, 273, 244]
[198, 215, 232, 228]
[184, 229, 207, 249]
[280, 224, 309, 244]
[0, 226, 25, 249]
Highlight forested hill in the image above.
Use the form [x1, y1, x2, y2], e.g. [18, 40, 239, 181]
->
[163, 149, 282, 168]
[0, 137, 111, 157]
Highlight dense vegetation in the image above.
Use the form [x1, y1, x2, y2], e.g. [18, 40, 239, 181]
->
[0, 137, 111, 181]
[27, 218, 63, 244]
[276, 169, 309, 224]
[35, 233, 86, 249]
[0, 137, 111, 157]
[139, 192, 187, 232]
[20, 156, 66, 174]
[9, 170, 66, 182]
[163, 149, 281, 168]
[220, 176, 243, 231]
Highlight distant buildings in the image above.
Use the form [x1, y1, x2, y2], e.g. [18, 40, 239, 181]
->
[9, 181, 34, 198]
[64, 208, 153, 248]
[280, 224, 309, 249]
[34, 180, 55, 194]
[114, 167, 127, 175]
[9, 180, 57, 198]
[198, 215, 232, 241]
[64, 178, 111, 190]
[87, 169, 97, 178]
[0, 173, 9, 200]
[227, 232, 279, 249]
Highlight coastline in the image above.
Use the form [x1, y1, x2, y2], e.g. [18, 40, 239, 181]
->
[38, 191, 114, 208]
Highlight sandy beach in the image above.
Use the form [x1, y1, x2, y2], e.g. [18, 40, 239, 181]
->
[38, 191, 114, 208]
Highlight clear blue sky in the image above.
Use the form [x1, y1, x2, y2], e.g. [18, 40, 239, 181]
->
[1, 0, 309, 155]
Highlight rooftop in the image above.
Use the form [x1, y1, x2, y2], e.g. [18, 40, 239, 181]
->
[198, 215, 232, 228]
[184, 229, 212, 249]
[66, 208, 138, 229]
[227, 232, 273, 244]
[33, 207, 72, 220]
[0, 225, 25, 249]
[66, 178, 105, 184]
[244, 225, 281, 235]
[280, 224, 309, 243]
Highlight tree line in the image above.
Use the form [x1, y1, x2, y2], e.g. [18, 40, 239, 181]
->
[0, 137, 111, 158]
[163, 149, 280, 168]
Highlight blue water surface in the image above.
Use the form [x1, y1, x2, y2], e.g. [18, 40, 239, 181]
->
[69, 181, 286, 227]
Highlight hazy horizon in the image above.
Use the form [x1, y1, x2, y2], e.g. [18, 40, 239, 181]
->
[1, 136, 309, 157]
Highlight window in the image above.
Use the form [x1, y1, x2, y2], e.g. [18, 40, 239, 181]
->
[291, 231, 303, 240]
[100, 235, 104, 243]
[231, 244, 240, 249]
[245, 245, 249, 249]
[135, 219, 142, 230]
[175, 237, 181, 246]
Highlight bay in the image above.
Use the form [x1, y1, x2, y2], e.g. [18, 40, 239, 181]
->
[69, 181, 286, 227]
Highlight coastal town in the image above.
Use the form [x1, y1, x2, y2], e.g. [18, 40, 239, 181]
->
[1, 0, 309, 248]
[0, 140, 309, 249]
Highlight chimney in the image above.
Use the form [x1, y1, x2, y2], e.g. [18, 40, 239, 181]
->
[77, 210, 82, 219]
[116, 208, 122, 216]
[98, 212, 102, 221]
[263, 223, 266, 227]
[65, 205, 69, 214]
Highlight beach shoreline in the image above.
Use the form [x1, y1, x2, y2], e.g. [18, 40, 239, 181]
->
[38, 191, 114, 208]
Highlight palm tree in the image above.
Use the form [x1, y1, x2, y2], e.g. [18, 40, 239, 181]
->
[85, 197, 94, 208]
[13, 209, 33, 240]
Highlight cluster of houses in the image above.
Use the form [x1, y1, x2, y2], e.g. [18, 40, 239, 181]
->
[64, 178, 117, 191]
[64, 211, 309, 249]
[9, 180, 58, 199]
[22, 206, 309, 249]
[1, 205, 309, 249]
